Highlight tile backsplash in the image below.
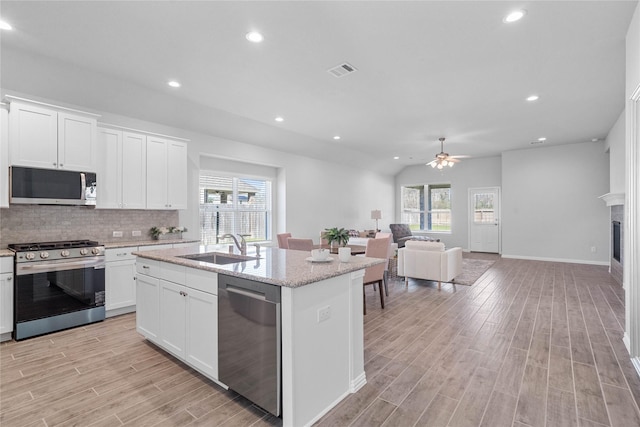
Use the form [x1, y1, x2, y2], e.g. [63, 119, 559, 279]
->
[0, 206, 180, 248]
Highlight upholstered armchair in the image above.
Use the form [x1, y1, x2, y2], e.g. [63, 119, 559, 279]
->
[398, 241, 462, 290]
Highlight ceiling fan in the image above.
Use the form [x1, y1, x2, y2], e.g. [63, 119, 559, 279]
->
[426, 137, 463, 169]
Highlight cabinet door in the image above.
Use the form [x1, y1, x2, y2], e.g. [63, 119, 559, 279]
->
[146, 136, 168, 209]
[0, 273, 13, 335]
[159, 280, 187, 358]
[136, 273, 160, 342]
[106, 259, 136, 311]
[9, 102, 58, 168]
[58, 112, 97, 172]
[121, 132, 146, 209]
[0, 106, 8, 208]
[186, 288, 218, 379]
[97, 128, 122, 209]
[166, 140, 187, 209]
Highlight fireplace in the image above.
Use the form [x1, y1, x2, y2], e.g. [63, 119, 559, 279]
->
[613, 221, 621, 262]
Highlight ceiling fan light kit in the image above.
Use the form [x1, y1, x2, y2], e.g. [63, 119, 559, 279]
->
[427, 137, 461, 169]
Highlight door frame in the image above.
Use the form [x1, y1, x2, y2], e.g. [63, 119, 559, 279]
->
[468, 186, 502, 254]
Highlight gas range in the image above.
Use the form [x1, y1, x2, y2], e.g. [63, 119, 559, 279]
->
[9, 240, 105, 263]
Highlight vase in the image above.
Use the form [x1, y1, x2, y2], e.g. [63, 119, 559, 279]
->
[156, 232, 182, 241]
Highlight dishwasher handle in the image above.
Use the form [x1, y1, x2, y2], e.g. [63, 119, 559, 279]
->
[226, 285, 267, 301]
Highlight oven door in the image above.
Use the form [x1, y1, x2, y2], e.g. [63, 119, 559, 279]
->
[14, 257, 105, 339]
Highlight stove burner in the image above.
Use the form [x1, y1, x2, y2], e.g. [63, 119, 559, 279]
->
[9, 240, 100, 252]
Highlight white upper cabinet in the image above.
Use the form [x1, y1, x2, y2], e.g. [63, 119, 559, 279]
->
[97, 127, 146, 209]
[0, 104, 9, 208]
[8, 99, 98, 172]
[146, 136, 187, 210]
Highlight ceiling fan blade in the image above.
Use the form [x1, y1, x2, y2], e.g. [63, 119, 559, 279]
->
[450, 155, 470, 159]
[445, 157, 461, 163]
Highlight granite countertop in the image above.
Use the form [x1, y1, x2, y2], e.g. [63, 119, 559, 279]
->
[103, 239, 200, 249]
[0, 249, 14, 257]
[134, 246, 385, 288]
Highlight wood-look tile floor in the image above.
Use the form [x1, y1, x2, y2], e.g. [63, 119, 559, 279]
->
[1, 256, 639, 427]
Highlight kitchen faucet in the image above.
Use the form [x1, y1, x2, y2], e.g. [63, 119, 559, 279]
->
[221, 233, 247, 255]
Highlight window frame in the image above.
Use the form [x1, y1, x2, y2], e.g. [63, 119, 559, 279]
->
[400, 183, 452, 233]
[199, 170, 273, 245]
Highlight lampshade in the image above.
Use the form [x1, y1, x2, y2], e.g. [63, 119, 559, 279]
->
[370, 210, 382, 220]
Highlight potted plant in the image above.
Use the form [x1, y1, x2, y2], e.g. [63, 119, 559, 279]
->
[324, 227, 350, 248]
[150, 226, 187, 240]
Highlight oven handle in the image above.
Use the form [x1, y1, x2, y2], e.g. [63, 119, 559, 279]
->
[16, 257, 105, 276]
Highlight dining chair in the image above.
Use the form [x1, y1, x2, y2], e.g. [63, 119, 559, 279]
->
[277, 233, 292, 249]
[375, 232, 393, 297]
[363, 236, 391, 314]
[287, 238, 314, 251]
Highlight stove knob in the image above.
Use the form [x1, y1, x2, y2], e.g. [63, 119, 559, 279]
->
[91, 247, 101, 255]
[60, 250, 70, 258]
[40, 252, 49, 259]
[80, 248, 89, 255]
[25, 252, 36, 260]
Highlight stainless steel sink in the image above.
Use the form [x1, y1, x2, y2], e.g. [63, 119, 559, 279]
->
[178, 252, 258, 265]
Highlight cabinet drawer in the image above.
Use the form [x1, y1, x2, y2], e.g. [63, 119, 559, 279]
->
[185, 267, 217, 295]
[137, 258, 160, 276]
[160, 262, 185, 284]
[0, 257, 12, 273]
[106, 246, 137, 262]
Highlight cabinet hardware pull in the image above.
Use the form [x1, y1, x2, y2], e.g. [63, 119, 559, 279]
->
[142, 265, 150, 269]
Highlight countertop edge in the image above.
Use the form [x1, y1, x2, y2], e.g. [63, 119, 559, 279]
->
[134, 247, 384, 288]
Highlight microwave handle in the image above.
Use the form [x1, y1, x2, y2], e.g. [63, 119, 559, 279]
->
[80, 173, 86, 201]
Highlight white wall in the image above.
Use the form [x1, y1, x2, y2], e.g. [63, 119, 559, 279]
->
[606, 111, 626, 194]
[502, 141, 610, 264]
[395, 156, 502, 250]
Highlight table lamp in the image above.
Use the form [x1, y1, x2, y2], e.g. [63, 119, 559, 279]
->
[371, 210, 382, 231]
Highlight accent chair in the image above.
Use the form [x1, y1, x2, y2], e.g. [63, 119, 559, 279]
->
[398, 241, 462, 291]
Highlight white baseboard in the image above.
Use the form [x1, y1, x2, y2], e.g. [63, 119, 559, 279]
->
[0, 331, 12, 342]
[350, 372, 367, 393]
[624, 332, 632, 353]
[501, 254, 609, 266]
[632, 357, 640, 378]
[302, 390, 351, 427]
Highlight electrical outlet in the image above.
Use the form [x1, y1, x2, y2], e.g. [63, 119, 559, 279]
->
[112, 231, 123, 238]
[132, 230, 141, 237]
[317, 305, 331, 323]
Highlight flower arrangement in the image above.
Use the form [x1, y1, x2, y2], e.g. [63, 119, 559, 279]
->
[150, 226, 187, 239]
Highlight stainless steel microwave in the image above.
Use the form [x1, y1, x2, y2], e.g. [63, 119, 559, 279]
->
[10, 166, 97, 206]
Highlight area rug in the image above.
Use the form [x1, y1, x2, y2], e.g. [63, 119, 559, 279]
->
[452, 257, 497, 286]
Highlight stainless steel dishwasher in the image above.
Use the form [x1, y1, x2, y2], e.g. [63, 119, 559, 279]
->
[218, 274, 281, 417]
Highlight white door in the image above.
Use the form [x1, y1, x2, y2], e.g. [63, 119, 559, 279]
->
[468, 187, 501, 253]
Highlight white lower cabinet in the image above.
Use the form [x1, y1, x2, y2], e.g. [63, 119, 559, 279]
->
[105, 247, 137, 315]
[136, 272, 160, 343]
[0, 271, 13, 338]
[136, 259, 218, 381]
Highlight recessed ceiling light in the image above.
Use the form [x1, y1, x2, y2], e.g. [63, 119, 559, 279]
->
[393, 156, 400, 160]
[526, 95, 539, 102]
[592, 138, 599, 142]
[167, 80, 181, 88]
[246, 31, 264, 43]
[0, 20, 13, 31]
[538, 137, 547, 141]
[333, 136, 341, 140]
[503, 10, 526, 23]
[274, 116, 284, 122]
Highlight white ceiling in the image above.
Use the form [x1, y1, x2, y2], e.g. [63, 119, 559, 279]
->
[0, 1, 636, 173]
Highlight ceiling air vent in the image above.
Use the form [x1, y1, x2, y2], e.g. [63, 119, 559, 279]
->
[327, 62, 358, 78]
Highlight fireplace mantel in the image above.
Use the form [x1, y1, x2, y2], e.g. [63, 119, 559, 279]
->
[599, 192, 625, 207]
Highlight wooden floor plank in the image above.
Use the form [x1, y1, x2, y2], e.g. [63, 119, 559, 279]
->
[1, 258, 639, 427]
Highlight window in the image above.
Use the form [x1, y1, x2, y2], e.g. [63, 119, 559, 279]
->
[401, 184, 451, 232]
[473, 192, 495, 224]
[199, 173, 272, 245]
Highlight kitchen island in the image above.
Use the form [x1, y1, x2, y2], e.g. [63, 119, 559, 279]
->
[134, 245, 384, 427]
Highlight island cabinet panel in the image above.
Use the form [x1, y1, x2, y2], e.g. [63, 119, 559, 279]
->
[135, 259, 220, 383]
[159, 279, 187, 358]
[136, 273, 160, 343]
[185, 288, 218, 379]
[280, 269, 366, 427]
